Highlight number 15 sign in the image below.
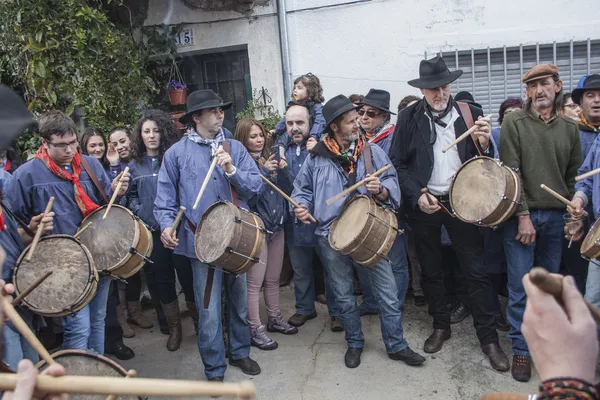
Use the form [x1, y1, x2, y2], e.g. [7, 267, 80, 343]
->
[175, 28, 194, 47]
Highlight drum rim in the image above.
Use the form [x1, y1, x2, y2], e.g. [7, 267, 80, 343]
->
[111, 218, 153, 279]
[582, 218, 600, 256]
[35, 349, 128, 375]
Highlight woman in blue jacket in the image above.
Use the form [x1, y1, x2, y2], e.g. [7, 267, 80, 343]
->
[126, 110, 196, 351]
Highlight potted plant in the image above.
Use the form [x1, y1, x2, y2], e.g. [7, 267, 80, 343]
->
[166, 80, 187, 105]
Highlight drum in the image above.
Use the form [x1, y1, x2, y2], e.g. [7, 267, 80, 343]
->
[449, 156, 520, 227]
[36, 350, 140, 400]
[328, 195, 398, 267]
[195, 201, 266, 274]
[582, 218, 600, 261]
[77, 205, 153, 279]
[13, 235, 98, 317]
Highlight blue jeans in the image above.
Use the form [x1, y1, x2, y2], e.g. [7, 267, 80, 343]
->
[358, 232, 409, 313]
[190, 258, 251, 379]
[62, 277, 111, 354]
[585, 260, 600, 307]
[315, 236, 408, 352]
[504, 210, 564, 356]
[3, 308, 39, 370]
[288, 245, 316, 315]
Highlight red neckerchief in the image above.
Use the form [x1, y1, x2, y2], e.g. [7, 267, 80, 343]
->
[368, 124, 395, 145]
[3, 160, 10, 172]
[322, 135, 364, 174]
[34, 147, 100, 217]
[0, 205, 5, 232]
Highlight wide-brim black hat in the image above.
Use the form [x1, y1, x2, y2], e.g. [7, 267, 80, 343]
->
[0, 85, 37, 151]
[359, 89, 396, 115]
[454, 91, 482, 109]
[408, 56, 463, 89]
[323, 95, 358, 132]
[572, 74, 600, 105]
[179, 89, 232, 123]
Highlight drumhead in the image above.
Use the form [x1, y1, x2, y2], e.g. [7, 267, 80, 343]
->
[14, 235, 96, 316]
[450, 157, 507, 223]
[77, 205, 139, 272]
[195, 202, 238, 264]
[329, 196, 372, 250]
[37, 350, 139, 400]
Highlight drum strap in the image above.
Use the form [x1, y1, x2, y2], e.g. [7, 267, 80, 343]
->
[80, 156, 110, 204]
[456, 101, 484, 157]
[362, 142, 374, 175]
[0, 196, 35, 237]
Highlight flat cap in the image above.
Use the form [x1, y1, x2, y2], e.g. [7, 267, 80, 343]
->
[522, 64, 559, 84]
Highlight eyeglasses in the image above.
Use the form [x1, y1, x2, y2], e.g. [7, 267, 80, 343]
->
[357, 109, 381, 118]
[47, 139, 79, 150]
[564, 103, 581, 110]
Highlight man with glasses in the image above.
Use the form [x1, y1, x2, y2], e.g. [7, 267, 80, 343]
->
[155, 89, 263, 381]
[6, 110, 130, 355]
[390, 56, 510, 373]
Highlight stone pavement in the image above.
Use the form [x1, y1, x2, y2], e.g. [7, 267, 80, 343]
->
[115, 285, 538, 400]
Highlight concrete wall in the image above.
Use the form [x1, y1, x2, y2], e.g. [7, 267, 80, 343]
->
[145, 0, 599, 119]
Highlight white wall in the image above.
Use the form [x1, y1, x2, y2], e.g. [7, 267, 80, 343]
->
[145, 0, 599, 120]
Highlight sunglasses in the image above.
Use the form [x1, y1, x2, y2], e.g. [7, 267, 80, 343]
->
[357, 109, 381, 118]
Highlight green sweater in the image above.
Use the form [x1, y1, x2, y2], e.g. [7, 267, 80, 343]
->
[499, 109, 582, 216]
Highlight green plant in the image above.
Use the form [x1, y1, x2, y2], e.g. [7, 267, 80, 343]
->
[236, 100, 282, 132]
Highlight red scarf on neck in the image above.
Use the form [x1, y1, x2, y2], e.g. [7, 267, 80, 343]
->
[0, 206, 5, 232]
[34, 147, 100, 217]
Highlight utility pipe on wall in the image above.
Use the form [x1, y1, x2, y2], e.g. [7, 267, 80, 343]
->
[277, 0, 292, 105]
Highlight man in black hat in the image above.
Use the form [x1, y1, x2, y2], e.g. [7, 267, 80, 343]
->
[292, 94, 425, 369]
[155, 89, 263, 381]
[390, 56, 509, 372]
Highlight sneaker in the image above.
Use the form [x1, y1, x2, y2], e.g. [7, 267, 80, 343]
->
[267, 314, 298, 335]
[330, 316, 344, 332]
[250, 325, 278, 350]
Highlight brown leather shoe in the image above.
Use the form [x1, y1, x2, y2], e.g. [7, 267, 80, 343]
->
[423, 329, 451, 353]
[511, 355, 532, 382]
[482, 343, 509, 372]
[288, 312, 317, 327]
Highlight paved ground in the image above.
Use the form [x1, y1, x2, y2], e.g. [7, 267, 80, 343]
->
[115, 285, 539, 400]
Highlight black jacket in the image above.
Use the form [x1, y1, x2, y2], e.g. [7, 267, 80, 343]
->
[389, 98, 491, 210]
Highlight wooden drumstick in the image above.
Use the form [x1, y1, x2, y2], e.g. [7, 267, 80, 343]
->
[74, 222, 93, 239]
[442, 114, 493, 153]
[26, 197, 55, 261]
[540, 184, 588, 217]
[193, 150, 220, 210]
[170, 206, 186, 239]
[12, 271, 53, 306]
[529, 267, 600, 324]
[420, 188, 435, 206]
[0, 374, 256, 398]
[260, 175, 317, 223]
[103, 167, 130, 220]
[325, 164, 393, 206]
[106, 369, 137, 400]
[0, 296, 56, 365]
[576, 167, 600, 182]
[480, 393, 534, 400]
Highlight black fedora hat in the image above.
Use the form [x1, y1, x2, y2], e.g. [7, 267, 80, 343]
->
[572, 74, 600, 105]
[0, 85, 37, 151]
[408, 56, 463, 89]
[359, 89, 396, 115]
[179, 89, 232, 123]
[323, 95, 358, 132]
[455, 91, 482, 109]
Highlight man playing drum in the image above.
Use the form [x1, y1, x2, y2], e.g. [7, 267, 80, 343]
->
[154, 89, 263, 381]
[390, 56, 509, 372]
[6, 110, 130, 355]
[291, 94, 425, 369]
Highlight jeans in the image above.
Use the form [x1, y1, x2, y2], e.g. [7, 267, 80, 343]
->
[504, 210, 564, 356]
[585, 260, 600, 308]
[358, 231, 409, 313]
[62, 277, 111, 354]
[189, 258, 251, 379]
[315, 236, 408, 353]
[288, 245, 316, 315]
[3, 308, 39, 370]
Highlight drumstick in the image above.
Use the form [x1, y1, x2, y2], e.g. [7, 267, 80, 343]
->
[26, 197, 55, 261]
[442, 114, 493, 153]
[529, 267, 600, 324]
[325, 164, 393, 206]
[480, 394, 534, 400]
[260, 175, 317, 223]
[170, 206, 186, 239]
[0, 296, 56, 365]
[193, 150, 220, 210]
[106, 369, 136, 400]
[103, 167, 130, 220]
[420, 188, 435, 206]
[0, 374, 256, 398]
[74, 222, 93, 239]
[540, 184, 588, 217]
[12, 271, 53, 306]
[576, 167, 600, 182]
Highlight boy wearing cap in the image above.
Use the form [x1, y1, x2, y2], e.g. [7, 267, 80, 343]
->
[500, 64, 582, 382]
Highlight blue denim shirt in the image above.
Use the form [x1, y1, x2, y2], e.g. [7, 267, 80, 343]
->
[575, 134, 600, 220]
[0, 207, 26, 282]
[7, 156, 113, 235]
[104, 161, 128, 182]
[0, 169, 12, 193]
[580, 130, 598, 161]
[275, 103, 327, 144]
[248, 163, 291, 233]
[154, 137, 263, 259]
[284, 141, 317, 247]
[126, 155, 161, 231]
[291, 143, 400, 237]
